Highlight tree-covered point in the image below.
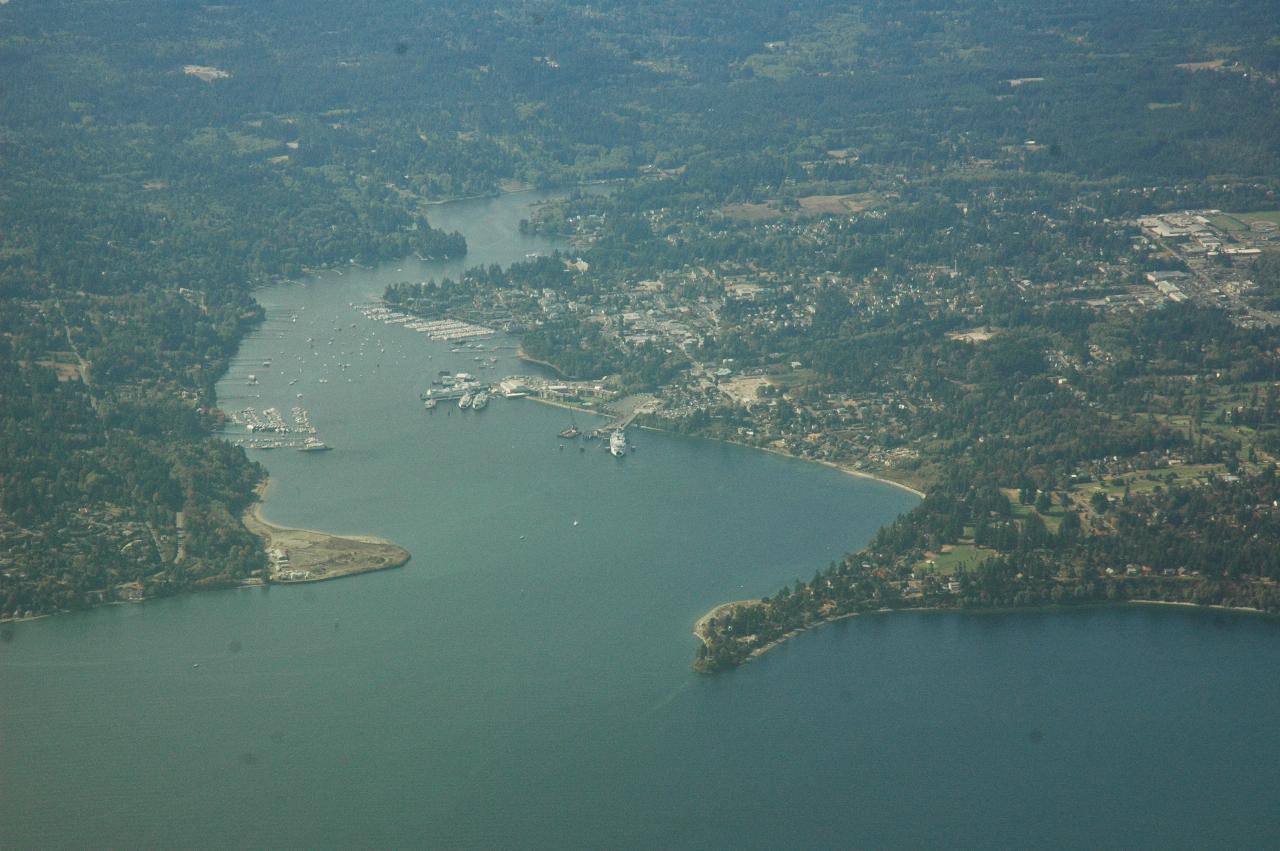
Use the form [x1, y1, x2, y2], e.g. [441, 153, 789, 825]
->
[696, 468, 1280, 672]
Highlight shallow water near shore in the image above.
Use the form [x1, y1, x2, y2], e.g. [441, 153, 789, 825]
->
[2, 191, 1278, 849]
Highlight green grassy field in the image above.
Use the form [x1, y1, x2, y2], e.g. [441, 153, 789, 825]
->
[999, 488, 1065, 533]
[916, 542, 993, 575]
[1208, 213, 1249, 232]
[1208, 210, 1280, 232]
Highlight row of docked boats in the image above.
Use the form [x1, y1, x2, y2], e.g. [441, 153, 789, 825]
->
[422, 370, 495, 412]
[359, 305, 495, 342]
[422, 389, 492, 411]
[227, 404, 331, 451]
[556, 416, 629, 457]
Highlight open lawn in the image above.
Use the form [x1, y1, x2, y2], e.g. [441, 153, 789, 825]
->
[720, 202, 782, 220]
[999, 488, 1065, 533]
[1211, 210, 1280, 231]
[1066, 464, 1237, 513]
[917, 542, 993, 575]
[722, 193, 879, 220]
[946, 327, 1001, 343]
[719, 375, 772, 407]
[1207, 213, 1249, 232]
[797, 193, 879, 215]
[763, 365, 821, 391]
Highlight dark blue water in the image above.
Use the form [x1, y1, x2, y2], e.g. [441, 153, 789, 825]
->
[2, 192, 1277, 849]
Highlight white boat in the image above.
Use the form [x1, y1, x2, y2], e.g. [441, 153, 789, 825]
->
[424, 398, 438, 410]
[458, 393, 473, 409]
[299, 437, 332, 452]
[471, 392, 489, 410]
[609, 430, 627, 457]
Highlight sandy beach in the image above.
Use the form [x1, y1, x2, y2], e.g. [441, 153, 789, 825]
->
[521, 389, 926, 498]
[243, 481, 411, 584]
[774, 452, 924, 498]
[685, 432, 926, 497]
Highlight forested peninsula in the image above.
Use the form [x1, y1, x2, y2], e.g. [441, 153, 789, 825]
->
[693, 470, 1280, 672]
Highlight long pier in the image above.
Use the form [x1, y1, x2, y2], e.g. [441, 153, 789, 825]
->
[591, 407, 643, 438]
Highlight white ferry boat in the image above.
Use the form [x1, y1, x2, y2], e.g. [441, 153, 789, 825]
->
[299, 437, 332, 452]
[424, 398, 438, 410]
[471, 392, 489, 410]
[458, 393, 473, 409]
[609, 430, 627, 457]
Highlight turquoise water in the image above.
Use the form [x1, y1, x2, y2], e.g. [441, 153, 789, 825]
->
[2, 192, 1278, 849]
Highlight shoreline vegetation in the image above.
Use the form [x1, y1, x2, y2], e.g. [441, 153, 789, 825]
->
[741, 443, 925, 499]
[241, 481, 410, 584]
[0, 482, 411, 626]
[498, 365, 1279, 674]
[693, 598, 1272, 672]
[520, 390, 924, 496]
[516, 347, 569, 378]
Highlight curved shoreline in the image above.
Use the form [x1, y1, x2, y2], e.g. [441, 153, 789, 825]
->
[510, 372, 929, 669]
[0, 479, 412, 625]
[675, 421, 926, 496]
[693, 600, 761, 639]
[515, 347, 571, 378]
[242, 479, 411, 584]
[740, 443, 925, 498]
[693, 598, 1273, 672]
[520, 392, 925, 497]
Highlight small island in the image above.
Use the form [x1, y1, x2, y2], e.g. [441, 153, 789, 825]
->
[242, 486, 410, 584]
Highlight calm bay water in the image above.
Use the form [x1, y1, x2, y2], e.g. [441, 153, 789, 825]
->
[2, 191, 1278, 849]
